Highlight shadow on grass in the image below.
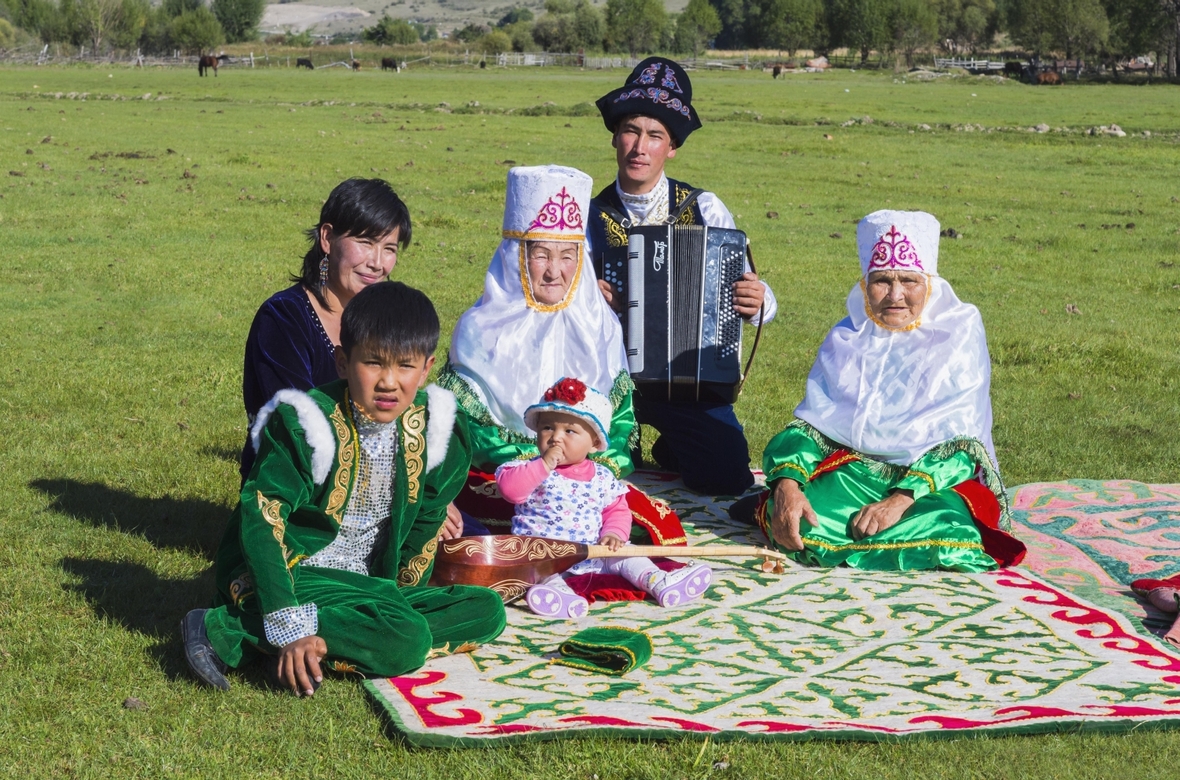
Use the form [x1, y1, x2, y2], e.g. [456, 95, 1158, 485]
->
[30, 477, 229, 555]
[200, 444, 242, 465]
[59, 556, 214, 680]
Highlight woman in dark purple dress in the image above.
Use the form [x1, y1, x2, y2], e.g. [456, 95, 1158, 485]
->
[240, 178, 412, 481]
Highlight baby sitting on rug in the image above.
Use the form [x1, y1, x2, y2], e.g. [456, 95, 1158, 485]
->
[495, 378, 711, 618]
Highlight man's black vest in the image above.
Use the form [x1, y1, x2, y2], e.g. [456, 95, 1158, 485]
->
[587, 177, 706, 267]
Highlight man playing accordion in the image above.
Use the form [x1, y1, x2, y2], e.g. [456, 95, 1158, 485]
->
[588, 57, 778, 497]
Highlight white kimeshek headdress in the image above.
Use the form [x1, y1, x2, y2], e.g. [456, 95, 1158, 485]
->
[447, 165, 628, 437]
[794, 210, 997, 467]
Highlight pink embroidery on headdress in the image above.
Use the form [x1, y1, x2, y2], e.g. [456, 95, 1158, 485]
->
[527, 187, 583, 233]
[868, 226, 923, 271]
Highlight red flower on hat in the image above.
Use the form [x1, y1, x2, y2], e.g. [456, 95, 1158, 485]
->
[544, 377, 587, 405]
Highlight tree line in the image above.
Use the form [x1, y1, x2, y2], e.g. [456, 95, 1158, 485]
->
[0, 0, 264, 53]
[2, 0, 1177, 77]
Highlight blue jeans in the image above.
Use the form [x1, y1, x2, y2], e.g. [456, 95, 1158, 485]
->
[633, 396, 755, 496]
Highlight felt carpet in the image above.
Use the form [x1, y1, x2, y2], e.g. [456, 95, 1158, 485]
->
[365, 474, 1180, 746]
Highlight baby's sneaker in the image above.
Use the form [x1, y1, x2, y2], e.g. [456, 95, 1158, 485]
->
[526, 582, 589, 619]
[651, 564, 712, 608]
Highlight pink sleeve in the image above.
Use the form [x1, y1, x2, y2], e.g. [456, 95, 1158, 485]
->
[599, 494, 633, 541]
[494, 458, 551, 504]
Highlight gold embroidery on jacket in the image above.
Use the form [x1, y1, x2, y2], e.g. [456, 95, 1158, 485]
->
[326, 404, 356, 523]
[397, 538, 438, 586]
[228, 573, 254, 607]
[257, 491, 291, 563]
[599, 211, 627, 248]
[402, 404, 426, 504]
[673, 184, 698, 225]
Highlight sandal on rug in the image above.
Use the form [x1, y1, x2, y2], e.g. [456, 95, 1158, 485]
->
[651, 564, 712, 608]
[526, 581, 589, 619]
[182, 609, 230, 691]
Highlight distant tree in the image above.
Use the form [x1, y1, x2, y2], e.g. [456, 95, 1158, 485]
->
[161, 0, 200, 18]
[74, 0, 123, 51]
[1155, 0, 1180, 76]
[1009, 0, 1107, 60]
[933, 0, 998, 53]
[675, 0, 720, 55]
[211, 0, 263, 42]
[605, 0, 666, 55]
[363, 14, 418, 45]
[501, 20, 538, 50]
[0, 17, 19, 46]
[410, 20, 437, 41]
[477, 27, 512, 52]
[761, 0, 824, 55]
[534, 0, 604, 50]
[170, 6, 223, 53]
[139, 5, 173, 52]
[453, 22, 490, 42]
[497, 7, 534, 26]
[109, 0, 147, 49]
[828, 0, 890, 63]
[286, 26, 314, 46]
[10, 0, 64, 42]
[572, 0, 605, 47]
[890, 0, 937, 65]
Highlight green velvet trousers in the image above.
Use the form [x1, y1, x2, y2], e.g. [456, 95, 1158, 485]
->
[204, 565, 507, 677]
[769, 462, 998, 572]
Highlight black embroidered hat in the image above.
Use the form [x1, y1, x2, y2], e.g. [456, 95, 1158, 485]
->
[596, 57, 703, 147]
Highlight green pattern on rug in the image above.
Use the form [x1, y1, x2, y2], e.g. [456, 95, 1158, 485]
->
[366, 474, 1180, 746]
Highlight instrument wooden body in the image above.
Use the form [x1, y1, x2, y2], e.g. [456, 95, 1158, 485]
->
[428, 535, 787, 603]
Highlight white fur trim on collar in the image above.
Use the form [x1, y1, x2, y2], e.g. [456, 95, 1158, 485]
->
[424, 384, 457, 472]
[250, 389, 336, 485]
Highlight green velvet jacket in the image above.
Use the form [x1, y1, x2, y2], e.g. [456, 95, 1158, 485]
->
[437, 362, 638, 478]
[213, 379, 472, 617]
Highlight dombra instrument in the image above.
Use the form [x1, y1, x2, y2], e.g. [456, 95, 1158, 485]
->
[429, 535, 788, 603]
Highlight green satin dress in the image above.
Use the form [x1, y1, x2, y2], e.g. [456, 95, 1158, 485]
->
[761, 421, 999, 572]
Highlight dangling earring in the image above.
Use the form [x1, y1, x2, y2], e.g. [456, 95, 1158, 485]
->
[319, 253, 330, 292]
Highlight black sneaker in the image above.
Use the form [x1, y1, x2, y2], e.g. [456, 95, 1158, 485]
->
[182, 609, 230, 691]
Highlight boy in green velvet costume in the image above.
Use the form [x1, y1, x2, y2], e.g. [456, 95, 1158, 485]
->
[183, 282, 506, 696]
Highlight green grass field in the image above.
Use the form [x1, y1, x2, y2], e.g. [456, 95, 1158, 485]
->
[3, 63, 1180, 777]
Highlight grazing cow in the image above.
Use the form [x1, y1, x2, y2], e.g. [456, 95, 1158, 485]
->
[772, 64, 782, 79]
[351, 60, 360, 71]
[1037, 70, 1062, 85]
[198, 54, 228, 77]
[1004, 61, 1025, 79]
[296, 57, 314, 70]
[381, 57, 397, 71]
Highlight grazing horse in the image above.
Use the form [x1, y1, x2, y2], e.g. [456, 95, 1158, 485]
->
[198, 54, 228, 77]
[351, 59, 360, 71]
[1037, 70, 1062, 85]
[772, 64, 782, 79]
[296, 57, 314, 69]
[381, 57, 397, 71]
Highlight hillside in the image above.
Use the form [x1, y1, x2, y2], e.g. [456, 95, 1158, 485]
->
[260, 0, 692, 36]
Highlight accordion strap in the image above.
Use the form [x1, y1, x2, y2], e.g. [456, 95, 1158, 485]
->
[665, 188, 705, 224]
[739, 243, 764, 397]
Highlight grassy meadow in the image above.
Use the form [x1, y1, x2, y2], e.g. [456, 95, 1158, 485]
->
[2, 63, 1180, 777]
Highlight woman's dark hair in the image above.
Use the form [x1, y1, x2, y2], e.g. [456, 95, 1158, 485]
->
[340, 281, 439, 360]
[294, 178, 412, 309]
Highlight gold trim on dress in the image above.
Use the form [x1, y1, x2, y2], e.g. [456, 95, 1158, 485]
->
[859, 275, 932, 332]
[402, 403, 426, 504]
[518, 241, 584, 313]
[326, 400, 356, 524]
[397, 537, 438, 586]
[904, 469, 938, 493]
[768, 461, 811, 482]
[801, 535, 984, 553]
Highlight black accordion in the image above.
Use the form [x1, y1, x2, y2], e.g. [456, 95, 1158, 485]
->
[596, 224, 748, 404]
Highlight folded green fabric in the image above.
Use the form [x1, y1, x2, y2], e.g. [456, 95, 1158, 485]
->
[552, 627, 653, 676]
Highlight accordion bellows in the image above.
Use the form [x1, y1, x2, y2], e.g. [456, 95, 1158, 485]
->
[599, 224, 748, 404]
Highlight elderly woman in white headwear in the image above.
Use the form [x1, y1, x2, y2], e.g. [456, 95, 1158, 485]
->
[758, 210, 1025, 571]
[439, 165, 686, 546]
